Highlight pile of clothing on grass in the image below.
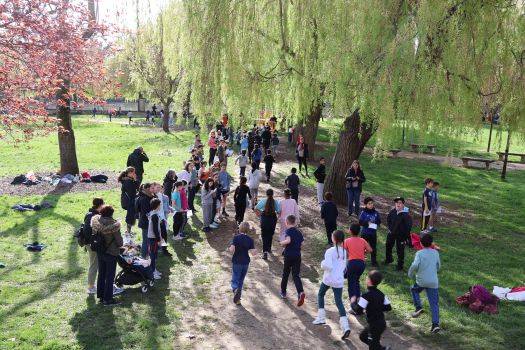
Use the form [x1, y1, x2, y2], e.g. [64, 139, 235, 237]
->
[10, 171, 108, 187]
[11, 201, 53, 212]
[456, 285, 499, 314]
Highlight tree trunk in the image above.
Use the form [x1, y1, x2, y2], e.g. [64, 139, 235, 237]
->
[294, 103, 322, 159]
[57, 83, 80, 175]
[182, 83, 192, 119]
[501, 129, 511, 180]
[325, 109, 376, 205]
[162, 102, 170, 133]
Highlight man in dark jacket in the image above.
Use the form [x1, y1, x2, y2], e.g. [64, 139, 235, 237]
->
[135, 183, 153, 257]
[384, 197, 413, 270]
[127, 147, 149, 185]
[313, 157, 326, 205]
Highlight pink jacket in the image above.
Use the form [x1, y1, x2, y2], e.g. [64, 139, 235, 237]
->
[180, 187, 189, 211]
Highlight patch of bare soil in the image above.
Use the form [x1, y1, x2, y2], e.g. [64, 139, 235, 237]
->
[0, 171, 120, 196]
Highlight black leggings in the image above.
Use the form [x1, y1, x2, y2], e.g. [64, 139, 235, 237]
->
[260, 215, 277, 253]
[209, 148, 217, 165]
[297, 156, 307, 174]
[235, 203, 246, 224]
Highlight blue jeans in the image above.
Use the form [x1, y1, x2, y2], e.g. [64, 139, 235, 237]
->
[346, 187, 361, 215]
[347, 259, 366, 299]
[411, 283, 440, 325]
[231, 264, 249, 294]
[96, 253, 117, 302]
[318, 282, 346, 317]
[141, 228, 148, 258]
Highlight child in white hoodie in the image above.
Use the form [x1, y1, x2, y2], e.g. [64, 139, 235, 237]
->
[312, 229, 351, 340]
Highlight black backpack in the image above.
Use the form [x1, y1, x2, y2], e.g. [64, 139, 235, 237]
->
[90, 230, 108, 253]
[74, 212, 94, 247]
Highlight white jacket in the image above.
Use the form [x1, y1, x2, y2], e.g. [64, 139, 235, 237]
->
[321, 246, 347, 288]
[248, 169, 262, 189]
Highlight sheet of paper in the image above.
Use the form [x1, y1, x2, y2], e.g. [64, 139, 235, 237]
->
[368, 223, 377, 230]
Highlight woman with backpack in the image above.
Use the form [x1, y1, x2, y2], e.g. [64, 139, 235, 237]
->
[91, 205, 124, 306]
[255, 189, 281, 260]
[118, 167, 138, 235]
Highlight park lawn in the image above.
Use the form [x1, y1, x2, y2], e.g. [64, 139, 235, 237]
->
[317, 117, 525, 159]
[0, 119, 524, 350]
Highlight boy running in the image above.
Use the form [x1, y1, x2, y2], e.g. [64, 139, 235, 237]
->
[280, 215, 306, 306]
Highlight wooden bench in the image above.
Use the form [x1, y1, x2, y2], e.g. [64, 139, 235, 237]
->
[410, 143, 437, 154]
[461, 157, 495, 170]
[389, 149, 401, 157]
[496, 152, 525, 164]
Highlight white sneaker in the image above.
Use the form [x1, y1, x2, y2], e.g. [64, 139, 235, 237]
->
[113, 285, 124, 296]
[312, 308, 326, 325]
[153, 272, 162, 280]
[173, 234, 184, 240]
[87, 287, 96, 295]
[210, 223, 219, 229]
[339, 316, 351, 340]
[154, 270, 162, 276]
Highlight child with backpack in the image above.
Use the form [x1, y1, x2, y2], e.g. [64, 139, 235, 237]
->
[228, 222, 256, 304]
[280, 214, 305, 306]
[351, 270, 393, 350]
[263, 149, 275, 182]
[233, 176, 251, 225]
[421, 178, 434, 232]
[312, 230, 351, 340]
[235, 150, 249, 177]
[408, 233, 441, 333]
[285, 167, 300, 202]
[358, 197, 381, 266]
[147, 198, 163, 280]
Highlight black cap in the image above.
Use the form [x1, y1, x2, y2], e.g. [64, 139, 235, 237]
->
[393, 196, 405, 203]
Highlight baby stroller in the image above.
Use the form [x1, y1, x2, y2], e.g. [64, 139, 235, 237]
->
[115, 255, 154, 293]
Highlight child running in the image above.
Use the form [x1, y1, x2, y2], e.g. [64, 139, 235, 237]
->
[320, 192, 338, 246]
[280, 214, 305, 306]
[278, 189, 300, 241]
[233, 176, 251, 225]
[408, 233, 441, 333]
[312, 229, 351, 340]
[247, 162, 262, 209]
[351, 270, 392, 350]
[343, 224, 373, 303]
[358, 197, 381, 266]
[235, 150, 249, 177]
[285, 167, 300, 202]
[228, 222, 256, 305]
[263, 149, 275, 182]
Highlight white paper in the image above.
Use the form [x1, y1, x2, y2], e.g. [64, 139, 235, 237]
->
[368, 223, 377, 230]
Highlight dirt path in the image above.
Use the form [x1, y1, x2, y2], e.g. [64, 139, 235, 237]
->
[176, 144, 430, 349]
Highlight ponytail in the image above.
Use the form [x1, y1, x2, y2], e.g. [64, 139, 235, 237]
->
[263, 189, 275, 216]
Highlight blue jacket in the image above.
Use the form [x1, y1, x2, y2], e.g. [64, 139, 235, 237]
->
[359, 208, 381, 235]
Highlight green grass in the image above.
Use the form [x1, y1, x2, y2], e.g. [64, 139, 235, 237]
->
[1, 117, 524, 350]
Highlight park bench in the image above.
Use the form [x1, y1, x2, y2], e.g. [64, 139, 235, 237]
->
[410, 143, 437, 154]
[389, 149, 401, 157]
[496, 152, 525, 164]
[461, 157, 495, 170]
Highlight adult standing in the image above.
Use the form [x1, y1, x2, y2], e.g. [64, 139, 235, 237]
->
[255, 189, 281, 260]
[385, 197, 413, 271]
[345, 160, 366, 216]
[85, 197, 104, 295]
[313, 157, 326, 205]
[127, 146, 149, 186]
[136, 183, 154, 257]
[208, 130, 218, 166]
[118, 167, 138, 235]
[296, 136, 309, 176]
[91, 205, 123, 306]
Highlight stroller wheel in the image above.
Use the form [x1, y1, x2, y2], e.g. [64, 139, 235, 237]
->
[148, 280, 154, 287]
[141, 285, 148, 293]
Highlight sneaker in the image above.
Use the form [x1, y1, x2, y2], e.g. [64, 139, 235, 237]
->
[173, 234, 184, 240]
[153, 272, 162, 280]
[262, 252, 268, 260]
[280, 291, 287, 299]
[154, 269, 162, 276]
[113, 285, 124, 296]
[87, 287, 96, 295]
[210, 223, 219, 229]
[297, 292, 305, 307]
[411, 308, 424, 318]
[431, 324, 441, 333]
[103, 299, 121, 307]
[233, 288, 242, 304]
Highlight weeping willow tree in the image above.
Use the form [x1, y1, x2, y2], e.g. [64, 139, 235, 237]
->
[171, 0, 524, 202]
[180, 0, 330, 157]
[112, 8, 184, 132]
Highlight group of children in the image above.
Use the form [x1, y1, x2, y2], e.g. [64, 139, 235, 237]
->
[105, 122, 443, 348]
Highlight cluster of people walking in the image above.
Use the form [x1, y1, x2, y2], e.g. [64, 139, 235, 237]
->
[80, 118, 443, 349]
